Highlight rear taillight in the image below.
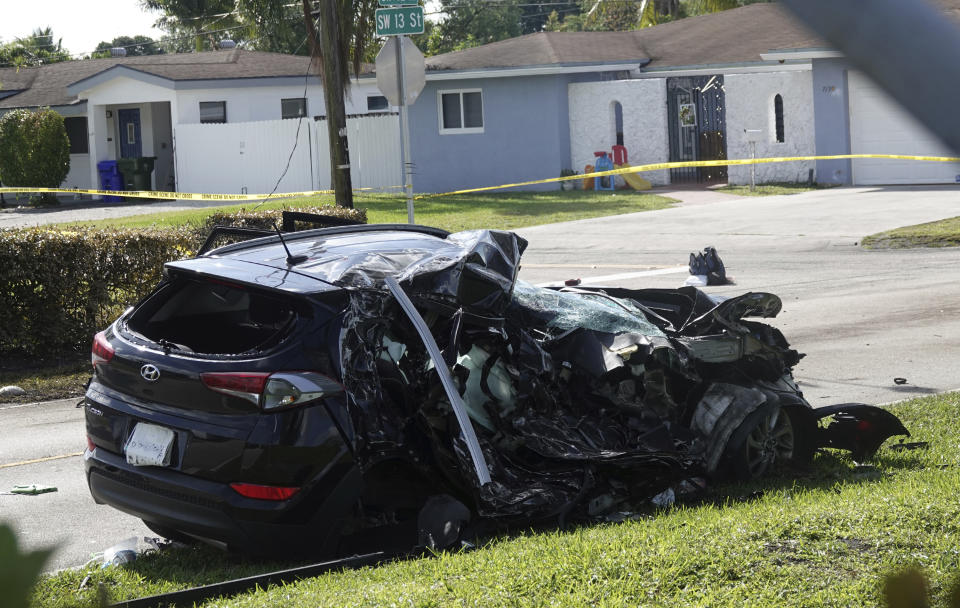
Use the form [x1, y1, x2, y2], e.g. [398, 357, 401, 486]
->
[201, 372, 270, 404]
[261, 372, 344, 411]
[230, 482, 300, 501]
[91, 331, 114, 368]
[201, 371, 342, 410]
[86, 435, 96, 452]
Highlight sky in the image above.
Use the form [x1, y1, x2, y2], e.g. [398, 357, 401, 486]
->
[0, 0, 166, 57]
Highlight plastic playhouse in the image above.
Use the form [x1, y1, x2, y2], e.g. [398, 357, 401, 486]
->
[582, 145, 652, 191]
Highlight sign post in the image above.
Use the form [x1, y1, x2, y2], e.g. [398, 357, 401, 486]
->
[375, 3, 425, 224]
[397, 37, 414, 224]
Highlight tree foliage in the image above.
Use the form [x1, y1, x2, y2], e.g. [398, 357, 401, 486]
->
[93, 35, 165, 57]
[142, 0, 380, 65]
[140, 0, 244, 52]
[0, 27, 72, 68]
[0, 108, 70, 205]
[419, 0, 521, 55]
[544, 0, 770, 32]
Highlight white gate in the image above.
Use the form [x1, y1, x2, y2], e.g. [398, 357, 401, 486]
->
[174, 114, 401, 195]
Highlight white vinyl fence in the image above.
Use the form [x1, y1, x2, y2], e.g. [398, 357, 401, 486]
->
[173, 114, 401, 195]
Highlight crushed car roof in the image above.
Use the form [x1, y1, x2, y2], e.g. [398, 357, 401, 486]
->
[167, 227, 523, 302]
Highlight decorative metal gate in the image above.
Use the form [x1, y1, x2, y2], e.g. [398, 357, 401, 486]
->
[667, 75, 727, 184]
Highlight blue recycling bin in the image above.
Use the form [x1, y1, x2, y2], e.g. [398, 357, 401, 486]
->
[97, 160, 122, 202]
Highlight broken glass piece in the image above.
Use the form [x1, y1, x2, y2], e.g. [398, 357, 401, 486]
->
[511, 281, 665, 337]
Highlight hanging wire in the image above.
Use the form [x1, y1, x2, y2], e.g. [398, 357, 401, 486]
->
[250, 23, 317, 212]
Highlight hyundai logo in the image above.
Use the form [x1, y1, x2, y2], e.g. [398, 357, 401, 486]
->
[140, 364, 161, 382]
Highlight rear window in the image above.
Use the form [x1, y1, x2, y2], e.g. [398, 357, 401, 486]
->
[125, 278, 298, 355]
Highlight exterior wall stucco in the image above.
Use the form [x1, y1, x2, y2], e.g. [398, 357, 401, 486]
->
[174, 81, 385, 124]
[811, 58, 852, 184]
[408, 74, 578, 193]
[567, 79, 669, 186]
[64, 154, 92, 190]
[724, 70, 815, 185]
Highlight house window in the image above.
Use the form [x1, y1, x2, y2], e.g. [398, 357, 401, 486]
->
[64, 117, 88, 154]
[438, 89, 483, 134]
[199, 101, 227, 124]
[367, 95, 389, 112]
[774, 94, 785, 143]
[281, 97, 307, 119]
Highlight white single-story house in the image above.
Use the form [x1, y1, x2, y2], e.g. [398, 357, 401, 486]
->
[0, 49, 395, 193]
[405, 0, 960, 192]
[5, 2, 960, 197]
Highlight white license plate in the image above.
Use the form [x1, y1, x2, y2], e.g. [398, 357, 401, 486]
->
[124, 423, 175, 467]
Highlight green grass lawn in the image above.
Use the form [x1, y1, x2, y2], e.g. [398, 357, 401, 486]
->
[33, 392, 960, 608]
[64, 191, 676, 233]
[0, 359, 89, 405]
[715, 183, 836, 197]
[862, 216, 960, 249]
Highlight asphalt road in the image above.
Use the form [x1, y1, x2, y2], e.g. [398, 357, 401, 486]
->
[0, 399, 153, 572]
[3, 184, 959, 572]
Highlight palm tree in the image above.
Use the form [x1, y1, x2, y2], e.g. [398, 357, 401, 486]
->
[1, 27, 72, 67]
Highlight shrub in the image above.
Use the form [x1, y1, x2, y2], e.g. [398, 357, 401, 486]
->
[197, 204, 367, 235]
[0, 108, 70, 205]
[0, 110, 29, 188]
[0, 226, 195, 361]
[193, 205, 368, 250]
[0, 205, 367, 362]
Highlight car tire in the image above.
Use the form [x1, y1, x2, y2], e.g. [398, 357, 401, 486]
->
[142, 520, 198, 545]
[722, 403, 801, 481]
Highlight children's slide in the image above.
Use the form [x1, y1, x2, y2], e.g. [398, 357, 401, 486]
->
[610, 145, 652, 191]
[615, 164, 652, 191]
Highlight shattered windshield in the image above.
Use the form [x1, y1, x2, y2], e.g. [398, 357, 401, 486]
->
[511, 280, 665, 337]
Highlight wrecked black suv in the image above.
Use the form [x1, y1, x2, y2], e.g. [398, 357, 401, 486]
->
[83, 222, 908, 555]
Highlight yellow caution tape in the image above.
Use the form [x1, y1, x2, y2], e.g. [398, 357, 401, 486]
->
[2, 154, 958, 202]
[0, 186, 400, 201]
[414, 154, 960, 199]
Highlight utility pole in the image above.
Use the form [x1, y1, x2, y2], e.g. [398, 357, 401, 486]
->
[303, 0, 354, 208]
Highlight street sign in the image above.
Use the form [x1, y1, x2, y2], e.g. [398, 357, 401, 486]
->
[375, 37, 426, 106]
[379, 0, 417, 5]
[375, 6, 425, 36]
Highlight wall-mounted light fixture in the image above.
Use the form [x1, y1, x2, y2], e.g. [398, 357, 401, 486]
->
[105, 110, 113, 118]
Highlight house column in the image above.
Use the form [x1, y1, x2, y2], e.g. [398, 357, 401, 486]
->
[87, 104, 112, 199]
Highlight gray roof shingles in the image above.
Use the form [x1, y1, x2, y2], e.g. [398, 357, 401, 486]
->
[0, 50, 321, 109]
[425, 4, 824, 71]
[425, 0, 960, 72]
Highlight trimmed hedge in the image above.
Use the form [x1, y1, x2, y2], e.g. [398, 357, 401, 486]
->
[0, 226, 195, 361]
[198, 205, 367, 234]
[0, 206, 366, 362]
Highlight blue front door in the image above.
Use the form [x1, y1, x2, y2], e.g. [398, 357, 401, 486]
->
[117, 109, 142, 158]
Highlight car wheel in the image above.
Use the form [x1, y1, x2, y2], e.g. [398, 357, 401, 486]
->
[142, 520, 197, 545]
[724, 404, 796, 480]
